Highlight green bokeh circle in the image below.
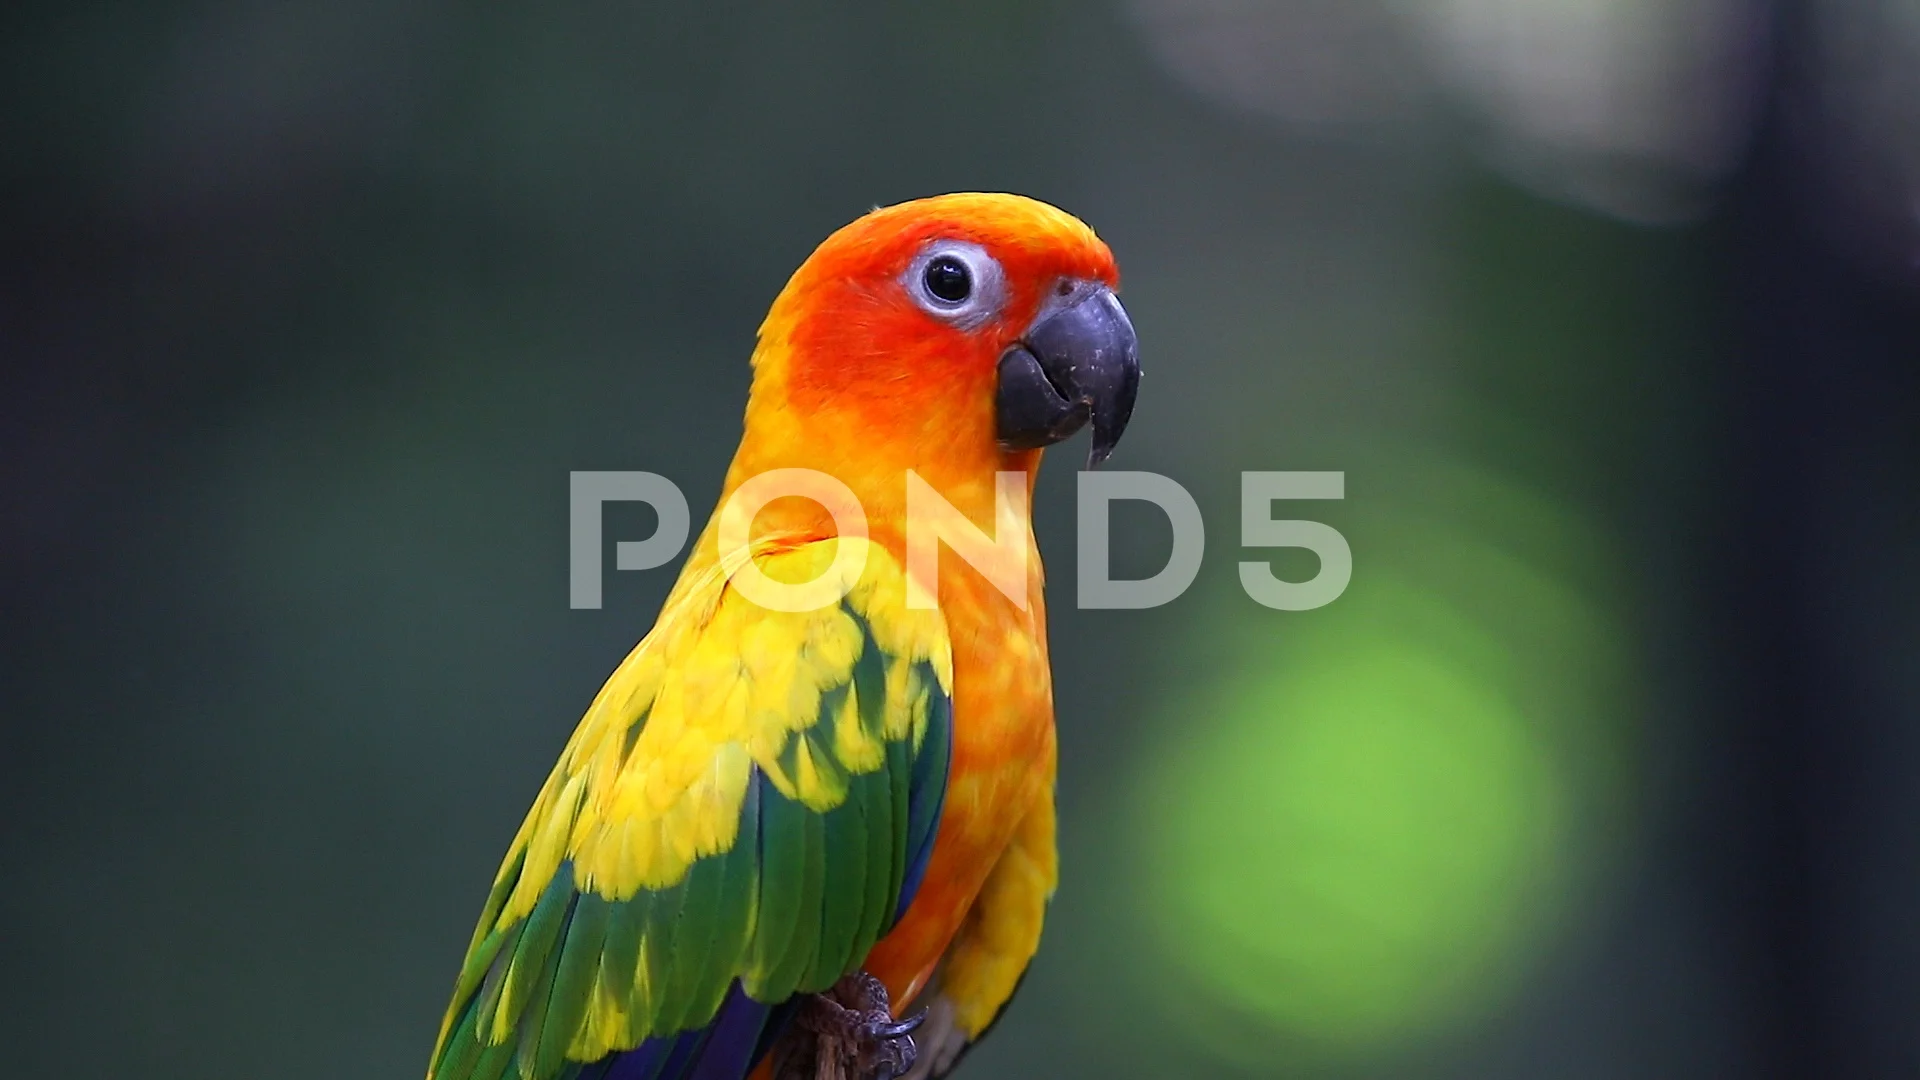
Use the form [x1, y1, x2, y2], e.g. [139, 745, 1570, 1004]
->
[1141, 581, 1572, 1051]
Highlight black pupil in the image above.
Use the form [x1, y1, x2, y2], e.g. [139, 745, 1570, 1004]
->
[924, 257, 971, 303]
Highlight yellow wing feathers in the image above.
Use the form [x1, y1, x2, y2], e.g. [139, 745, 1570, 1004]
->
[493, 537, 952, 924]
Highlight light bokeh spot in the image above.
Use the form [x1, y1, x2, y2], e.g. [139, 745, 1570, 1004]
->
[1134, 463, 1630, 1057]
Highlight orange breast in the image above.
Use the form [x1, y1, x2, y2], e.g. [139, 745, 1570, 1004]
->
[859, 548, 1056, 1006]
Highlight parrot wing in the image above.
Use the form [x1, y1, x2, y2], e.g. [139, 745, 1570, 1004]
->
[428, 536, 954, 1080]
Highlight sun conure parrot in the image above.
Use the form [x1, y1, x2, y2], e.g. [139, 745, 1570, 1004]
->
[425, 192, 1140, 1080]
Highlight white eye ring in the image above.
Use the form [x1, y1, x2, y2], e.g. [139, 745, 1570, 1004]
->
[902, 240, 1007, 330]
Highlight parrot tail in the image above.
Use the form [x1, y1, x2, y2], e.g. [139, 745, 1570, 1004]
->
[573, 983, 781, 1080]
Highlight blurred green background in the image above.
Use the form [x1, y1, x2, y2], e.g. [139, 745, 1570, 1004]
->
[3, 2, 1918, 1078]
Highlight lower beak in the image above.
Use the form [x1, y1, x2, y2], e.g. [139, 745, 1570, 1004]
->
[994, 283, 1141, 468]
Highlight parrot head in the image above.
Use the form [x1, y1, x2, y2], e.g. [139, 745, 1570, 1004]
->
[736, 193, 1140, 502]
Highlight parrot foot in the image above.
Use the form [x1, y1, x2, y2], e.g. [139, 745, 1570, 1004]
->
[774, 971, 924, 1080]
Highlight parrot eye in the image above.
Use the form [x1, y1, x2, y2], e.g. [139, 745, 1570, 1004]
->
[924, 257, 971, 303]
[903, 240, 1006, 330]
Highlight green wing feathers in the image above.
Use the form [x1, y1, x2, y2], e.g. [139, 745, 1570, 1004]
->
[428, 539, 954, 1080]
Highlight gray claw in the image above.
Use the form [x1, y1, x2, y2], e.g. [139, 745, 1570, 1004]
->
[772, 971, 923, 1080]
[868, 1009, 925, 1040]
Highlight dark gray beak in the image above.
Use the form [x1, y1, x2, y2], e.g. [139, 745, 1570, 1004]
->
[994, 283, 1140, 468]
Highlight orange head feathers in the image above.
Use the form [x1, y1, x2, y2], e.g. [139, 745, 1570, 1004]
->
[728, 193, 1138, 519]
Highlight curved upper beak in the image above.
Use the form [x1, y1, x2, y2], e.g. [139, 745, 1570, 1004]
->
[994, 282, 1141, 468]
